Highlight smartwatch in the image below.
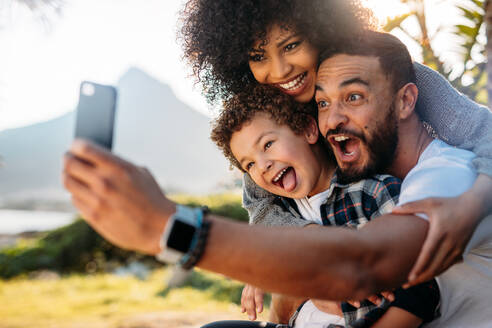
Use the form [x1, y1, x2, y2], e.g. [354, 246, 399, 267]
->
[156, 205, 202, 264]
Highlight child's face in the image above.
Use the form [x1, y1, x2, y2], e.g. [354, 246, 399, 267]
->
[230, 113, 328, 198]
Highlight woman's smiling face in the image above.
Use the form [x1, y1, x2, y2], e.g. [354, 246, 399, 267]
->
[248, 24, 319, 103]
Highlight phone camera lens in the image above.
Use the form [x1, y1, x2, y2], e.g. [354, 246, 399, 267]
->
[82, 83, 95, 96]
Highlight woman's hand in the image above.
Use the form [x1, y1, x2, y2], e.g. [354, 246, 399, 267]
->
[241, 284, 265, 320]
[392, 174, 492, 287]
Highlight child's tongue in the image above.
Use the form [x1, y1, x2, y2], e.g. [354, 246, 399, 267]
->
[281, 168, 297, 192]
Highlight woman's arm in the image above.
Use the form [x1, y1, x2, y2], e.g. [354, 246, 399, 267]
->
[414, 62, 492, 178]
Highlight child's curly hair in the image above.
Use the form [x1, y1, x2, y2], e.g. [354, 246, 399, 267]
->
[211, 85, 317, 171]
[179, 0, 375, 104]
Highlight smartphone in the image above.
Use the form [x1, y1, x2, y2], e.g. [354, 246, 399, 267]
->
[74, 81, 117, 150]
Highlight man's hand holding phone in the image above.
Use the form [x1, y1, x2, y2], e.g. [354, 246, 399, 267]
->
[69, 81, 176, 254]
[63, 139, 176, 254]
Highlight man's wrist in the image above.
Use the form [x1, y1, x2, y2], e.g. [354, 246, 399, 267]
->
[155, 205, 210, 268]
[149, 203, 177, 255]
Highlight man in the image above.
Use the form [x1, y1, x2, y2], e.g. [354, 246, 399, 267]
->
[63, 31, 492, 326]
[312, 31, 491, 327]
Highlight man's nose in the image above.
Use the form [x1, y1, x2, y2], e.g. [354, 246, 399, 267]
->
[319, 104, 349, 137]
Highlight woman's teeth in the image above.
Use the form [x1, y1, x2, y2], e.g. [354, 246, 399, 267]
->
[278, 73, 306, 91]
[273, 168, 288, 182]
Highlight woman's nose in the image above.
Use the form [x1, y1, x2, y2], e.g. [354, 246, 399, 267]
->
[268, 56, 292, 81]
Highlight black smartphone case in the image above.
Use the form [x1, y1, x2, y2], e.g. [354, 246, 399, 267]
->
[74, 81, 117, 150]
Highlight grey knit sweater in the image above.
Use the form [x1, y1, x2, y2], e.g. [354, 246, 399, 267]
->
[243, 62, 492, 227]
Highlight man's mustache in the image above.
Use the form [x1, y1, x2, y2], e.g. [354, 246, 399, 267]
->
[325, 127, 366, 143]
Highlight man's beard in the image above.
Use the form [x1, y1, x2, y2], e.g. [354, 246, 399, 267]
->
[328, 102, 399, 184]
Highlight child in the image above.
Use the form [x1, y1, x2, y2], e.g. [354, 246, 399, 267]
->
[210, 85, 439, 328]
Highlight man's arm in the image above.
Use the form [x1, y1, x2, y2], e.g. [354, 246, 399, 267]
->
[198, 213, 427, 301]
[269, 294, 307, 324]
[63, 140, 428, 301]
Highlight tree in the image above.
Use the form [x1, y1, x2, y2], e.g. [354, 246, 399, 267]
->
[383, 0, 487, 105]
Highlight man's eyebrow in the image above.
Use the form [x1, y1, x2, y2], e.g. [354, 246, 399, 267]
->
[238, 131, 275, 167]
[315, 77, 369, 93]
[340, 77, 369, 88]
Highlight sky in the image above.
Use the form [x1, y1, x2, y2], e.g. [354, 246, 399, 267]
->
[0, 0, 480, 131]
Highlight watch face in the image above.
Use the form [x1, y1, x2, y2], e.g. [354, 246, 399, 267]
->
[167, 220, 196, 253]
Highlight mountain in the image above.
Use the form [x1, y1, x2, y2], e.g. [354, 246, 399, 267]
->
[0, 67, 234, 208]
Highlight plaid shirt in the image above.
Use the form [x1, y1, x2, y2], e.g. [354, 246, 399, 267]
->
[278, 172, 400, 229]
[278, 173, 402, 328]
[277, 172, 439, 328]
[320, 172, 400, 229]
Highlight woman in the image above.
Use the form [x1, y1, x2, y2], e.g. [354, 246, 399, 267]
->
[179, 0, 372, 104]
[179, 0, 492, 326]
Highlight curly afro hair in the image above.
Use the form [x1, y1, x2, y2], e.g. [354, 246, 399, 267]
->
[211, 84, 317, 172]
[179, 0, 376, 104]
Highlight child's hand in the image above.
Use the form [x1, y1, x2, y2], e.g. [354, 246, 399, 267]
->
[241, 284, 264, 320]
[346, 291, 395, 308]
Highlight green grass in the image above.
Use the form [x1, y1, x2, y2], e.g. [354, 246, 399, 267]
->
[0, 193, 258, 327]
[0, 268, 266, 328]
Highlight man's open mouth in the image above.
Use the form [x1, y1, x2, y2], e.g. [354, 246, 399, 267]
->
[328, 135, 361, 163]
[272, 167, 297, 192]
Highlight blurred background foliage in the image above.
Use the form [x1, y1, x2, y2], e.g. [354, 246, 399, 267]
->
[382, 0, 488, 104]
[0, 194, 247, 279]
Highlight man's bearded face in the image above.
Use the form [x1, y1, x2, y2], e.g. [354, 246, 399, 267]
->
[326, 101, 399, 184]
[315, 55, 401, 182]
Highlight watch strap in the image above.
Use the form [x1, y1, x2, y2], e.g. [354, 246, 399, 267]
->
[180, 218, 212, 270]
[157, 205, 210, 267]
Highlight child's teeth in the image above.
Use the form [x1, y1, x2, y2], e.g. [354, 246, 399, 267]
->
[273, 168, 287, 182]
